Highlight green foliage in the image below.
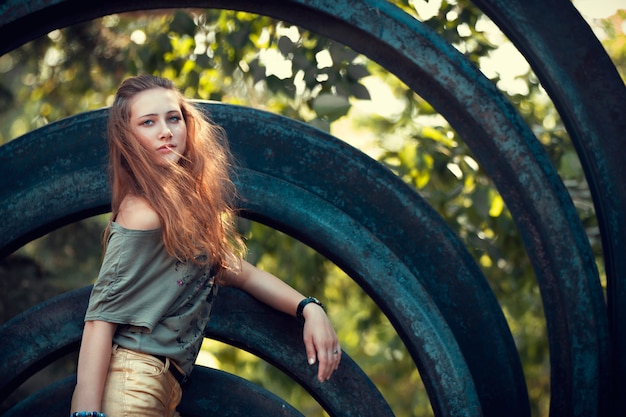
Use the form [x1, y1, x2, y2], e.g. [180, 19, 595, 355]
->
[1, 3, 623, 417]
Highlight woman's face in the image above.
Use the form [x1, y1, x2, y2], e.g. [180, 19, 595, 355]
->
[129, 88, 187, 165]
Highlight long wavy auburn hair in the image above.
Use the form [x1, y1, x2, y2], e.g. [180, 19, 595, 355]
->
[105, 75, 245, 273]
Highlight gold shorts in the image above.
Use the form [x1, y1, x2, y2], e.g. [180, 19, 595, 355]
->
[79, 345, 183, 417]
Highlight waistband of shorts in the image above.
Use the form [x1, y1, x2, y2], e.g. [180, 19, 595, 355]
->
[154, 354, 188, 386]
[112, 345, 188, 386]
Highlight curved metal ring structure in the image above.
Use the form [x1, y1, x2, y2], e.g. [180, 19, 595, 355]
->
[1, 0, 624, 416]
[0, 285, 392, 417]
[470, 2, 626, 413]
[1, 104, 496, 416]
[3, 366, 307, 417]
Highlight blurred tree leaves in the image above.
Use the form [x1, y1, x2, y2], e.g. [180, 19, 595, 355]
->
[1, 2, 624, 417]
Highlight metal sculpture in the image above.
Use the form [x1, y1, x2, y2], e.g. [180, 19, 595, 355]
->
[1, 104, 487, 417]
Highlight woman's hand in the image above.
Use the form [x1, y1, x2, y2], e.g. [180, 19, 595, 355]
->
[302, 303, 341, 382]
[222, 260, 341, 382]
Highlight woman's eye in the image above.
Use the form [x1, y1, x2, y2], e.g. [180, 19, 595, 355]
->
[141, 120, 154, 126]
[169, 116, 181, 123]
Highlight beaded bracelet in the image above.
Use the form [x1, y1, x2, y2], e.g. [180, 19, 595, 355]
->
[71, 412, 105, 417]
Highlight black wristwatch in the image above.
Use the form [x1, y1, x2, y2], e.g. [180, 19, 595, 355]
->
[296, 297, 325, 322]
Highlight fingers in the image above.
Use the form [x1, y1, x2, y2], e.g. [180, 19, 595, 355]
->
[305, 340, 317, 366]
[307, 343, 341, 382]
[301, 305, 341, 382]
[304, 331, 341, 382]
[316, 345, 341, 382]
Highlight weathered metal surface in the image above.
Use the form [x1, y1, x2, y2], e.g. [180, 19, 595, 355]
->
[0, 286, 390, 417]
[0, 286, 89, 401]
[3, 369, 305, 417]
[467, 2, 626, 414]
[180, 366, 305, 417]
[0, 0, 623, 416]
[3, 378, 76, 417]
[0, 112, 110, 256]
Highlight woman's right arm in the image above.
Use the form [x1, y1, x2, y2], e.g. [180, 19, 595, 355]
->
[72, 195, 148, 411]
[71, 320, 118, 412]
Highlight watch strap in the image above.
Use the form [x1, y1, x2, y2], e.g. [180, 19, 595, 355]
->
[296, 296, 325, 322]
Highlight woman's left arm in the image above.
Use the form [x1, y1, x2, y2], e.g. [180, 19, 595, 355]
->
[222, 260, 341, 382]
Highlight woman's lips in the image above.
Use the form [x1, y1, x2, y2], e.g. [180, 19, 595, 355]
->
[158, 144, 175, 153]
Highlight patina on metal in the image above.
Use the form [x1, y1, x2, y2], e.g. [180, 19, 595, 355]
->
[1, 0, 625, 416]
[3, 369, 306, 417]
[470, 2, 626, 414]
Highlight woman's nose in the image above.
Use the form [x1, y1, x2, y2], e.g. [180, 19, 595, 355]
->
[159, 123, 173, 139]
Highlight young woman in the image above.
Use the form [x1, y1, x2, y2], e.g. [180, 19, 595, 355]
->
[70, 75, 341, 417]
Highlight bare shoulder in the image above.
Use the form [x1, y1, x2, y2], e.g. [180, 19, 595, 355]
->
[116, 195, 161, 230]
[216, 259, 248, 287]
